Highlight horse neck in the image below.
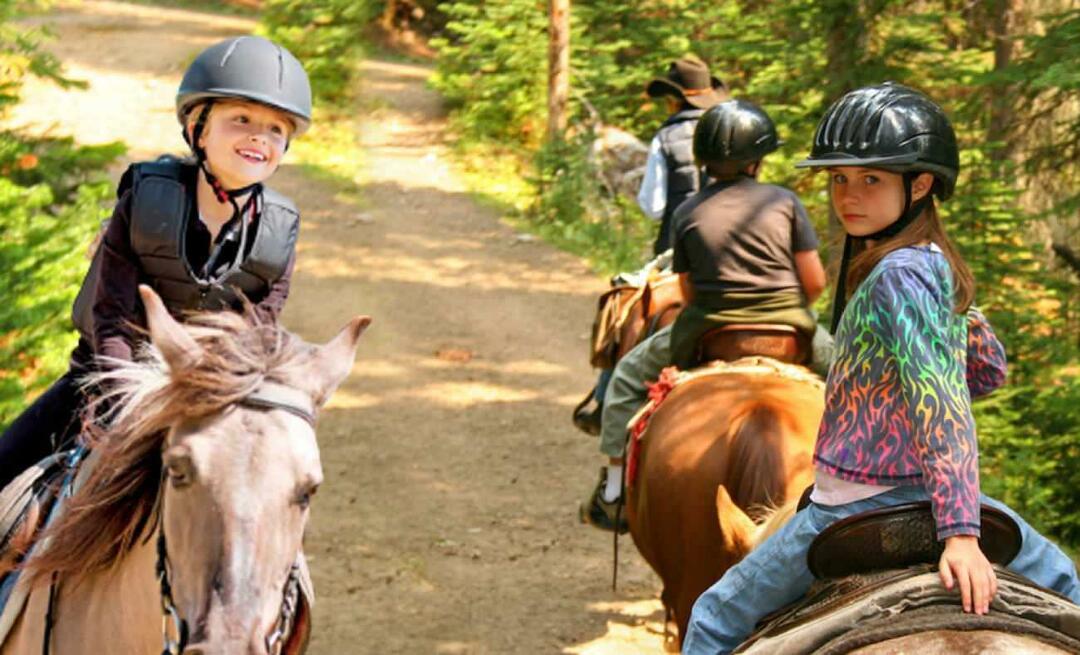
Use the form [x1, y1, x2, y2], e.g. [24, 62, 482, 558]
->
[50, 532, 160, 654]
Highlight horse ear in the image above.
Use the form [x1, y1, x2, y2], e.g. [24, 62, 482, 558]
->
[715, 485, 755, 559]
[139, 285, 202, 371]
[310, 316, 372, 406]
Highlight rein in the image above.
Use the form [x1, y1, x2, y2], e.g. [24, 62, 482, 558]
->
[42, 383, 316, 655]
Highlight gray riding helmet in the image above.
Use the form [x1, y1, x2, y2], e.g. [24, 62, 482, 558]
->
[176, 36, 312, 135]
[693, 99, 782, 166]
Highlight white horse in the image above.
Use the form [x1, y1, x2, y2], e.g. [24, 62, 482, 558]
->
[1, 286, 370, 655]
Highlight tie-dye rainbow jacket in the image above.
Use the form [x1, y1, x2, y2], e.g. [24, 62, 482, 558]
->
[814, 244, 1007, 539]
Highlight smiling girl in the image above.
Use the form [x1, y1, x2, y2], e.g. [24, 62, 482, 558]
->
[681, 83, 1080, 654]
[0, 36, 312, 489]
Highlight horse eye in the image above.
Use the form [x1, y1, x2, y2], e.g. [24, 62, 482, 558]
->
[295, 483, 319, 509]
[164, 449, 196, 489]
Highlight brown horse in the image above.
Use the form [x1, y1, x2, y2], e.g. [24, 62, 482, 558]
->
[0, 286, 370, 655]
[590, 271, 685, 369]
[624, 361, 824, 650]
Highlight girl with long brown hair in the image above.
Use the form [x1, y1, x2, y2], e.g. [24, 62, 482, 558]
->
[682, 82, 1080, 654]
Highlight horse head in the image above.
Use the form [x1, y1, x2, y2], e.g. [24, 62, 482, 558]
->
[22, 286, 370, 655]
[141, 287, 370, 654]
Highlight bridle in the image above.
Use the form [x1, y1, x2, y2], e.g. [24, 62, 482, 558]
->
[156, 536, 303, 655]
[43, 382, 318, 655]
[156, 382, 316, 655]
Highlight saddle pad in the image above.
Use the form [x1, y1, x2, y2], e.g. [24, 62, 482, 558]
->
[735, 565, 1080, 654]
[0, 453, 66, 555]
[624, 357, 822, 487]
[0, 449, 89, 649]
[626, 356, 823, 437]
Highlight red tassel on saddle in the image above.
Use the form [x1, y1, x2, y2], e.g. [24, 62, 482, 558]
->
[626, 366, 680, 488]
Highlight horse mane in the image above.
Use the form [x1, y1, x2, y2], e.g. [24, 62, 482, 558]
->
[16, 309, 312, 585]
[752, 500, 799, 549]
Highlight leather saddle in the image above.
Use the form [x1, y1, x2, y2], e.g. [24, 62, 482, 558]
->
[696, 323, 809, 365]
[731, 503, 1061, 654]
[807, 501, 1023, 579]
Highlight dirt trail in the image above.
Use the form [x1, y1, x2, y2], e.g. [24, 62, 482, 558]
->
[7, 2, 667, 653]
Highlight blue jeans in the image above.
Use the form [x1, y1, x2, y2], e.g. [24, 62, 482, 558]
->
[683, 485, 1080, 654]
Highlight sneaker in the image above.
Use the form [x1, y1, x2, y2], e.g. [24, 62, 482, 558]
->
[578, 467, 628, 534]
[572, 398, 603, 436]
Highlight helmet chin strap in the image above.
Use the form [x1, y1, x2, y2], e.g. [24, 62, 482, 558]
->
[183, 100, 263, 281]
[829, 173, 932, 334]
[185, 101, 263, 215]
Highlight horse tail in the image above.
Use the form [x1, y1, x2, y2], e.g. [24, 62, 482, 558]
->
[724, 397, 791, 521]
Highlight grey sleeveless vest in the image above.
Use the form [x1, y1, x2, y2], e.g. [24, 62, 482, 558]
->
[72, 158, 298, 340]
[655, 108, 706, 254]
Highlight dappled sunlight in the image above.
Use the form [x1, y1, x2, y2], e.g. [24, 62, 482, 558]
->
[555, 392, 591, 407]
[325, 389, 382, 410]
[360, 58, 432, 81]
[351, 359, 410, 379]
[383, 233, 485, 252]
[563, 599, 666, 655]
[417, 358, 570, 377]
[407, 381, 540, 408]
[8, 2, 255, 159]
[298, 246, 598, 295]
[586, 598, 665, 618]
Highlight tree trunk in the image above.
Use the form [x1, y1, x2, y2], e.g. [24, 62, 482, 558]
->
[987, 0, 1023, 160]
[1052, 242, 1080, 279]
[547, 0, 570, 141]
[821, 0, 865, 282]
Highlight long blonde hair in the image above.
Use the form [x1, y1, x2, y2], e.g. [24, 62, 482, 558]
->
[844, 200, 974, 313]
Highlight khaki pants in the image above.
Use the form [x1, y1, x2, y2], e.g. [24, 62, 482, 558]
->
[598, 324, 673, 457]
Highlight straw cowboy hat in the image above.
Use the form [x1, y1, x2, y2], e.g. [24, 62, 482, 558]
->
[646, 57, 730, 109]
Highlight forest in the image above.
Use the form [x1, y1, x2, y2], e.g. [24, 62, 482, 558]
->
[3, 0, 1079, 549]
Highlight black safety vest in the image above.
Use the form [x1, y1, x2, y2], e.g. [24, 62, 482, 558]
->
[655, 109, 706, 254]
[71, 158, 298, 340]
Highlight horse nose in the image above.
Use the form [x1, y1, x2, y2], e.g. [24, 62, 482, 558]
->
[181, 641, 266, 655]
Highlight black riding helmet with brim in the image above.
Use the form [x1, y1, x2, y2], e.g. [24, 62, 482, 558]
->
[693, 99, 782, 169]
[795, 82, 959, 200]
[796, 83, 961, 332]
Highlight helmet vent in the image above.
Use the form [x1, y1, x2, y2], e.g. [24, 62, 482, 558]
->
[219, 36, 245, 67]
[276, 47, 285, 90]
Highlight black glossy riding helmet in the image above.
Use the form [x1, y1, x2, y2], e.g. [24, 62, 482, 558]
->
[796, 82, 959, 199]
[176, 35, 312, 136]
[693, 99, 781, 166]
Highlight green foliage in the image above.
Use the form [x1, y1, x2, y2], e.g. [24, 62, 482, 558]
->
[1009, 8, 1080, 221]
[260, 0, 380, 103]
[0, 2, 123, 429]
[431, 0, 548, 145]
[530, 136, 653, 271]
[435, 0, 1080, 546]
[979, 373, 1080, 543]
[0, 1, 83, 115]
[0, 135, 119, 426]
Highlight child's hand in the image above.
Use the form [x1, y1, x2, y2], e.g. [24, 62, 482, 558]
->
[939, 535, 997, 614]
